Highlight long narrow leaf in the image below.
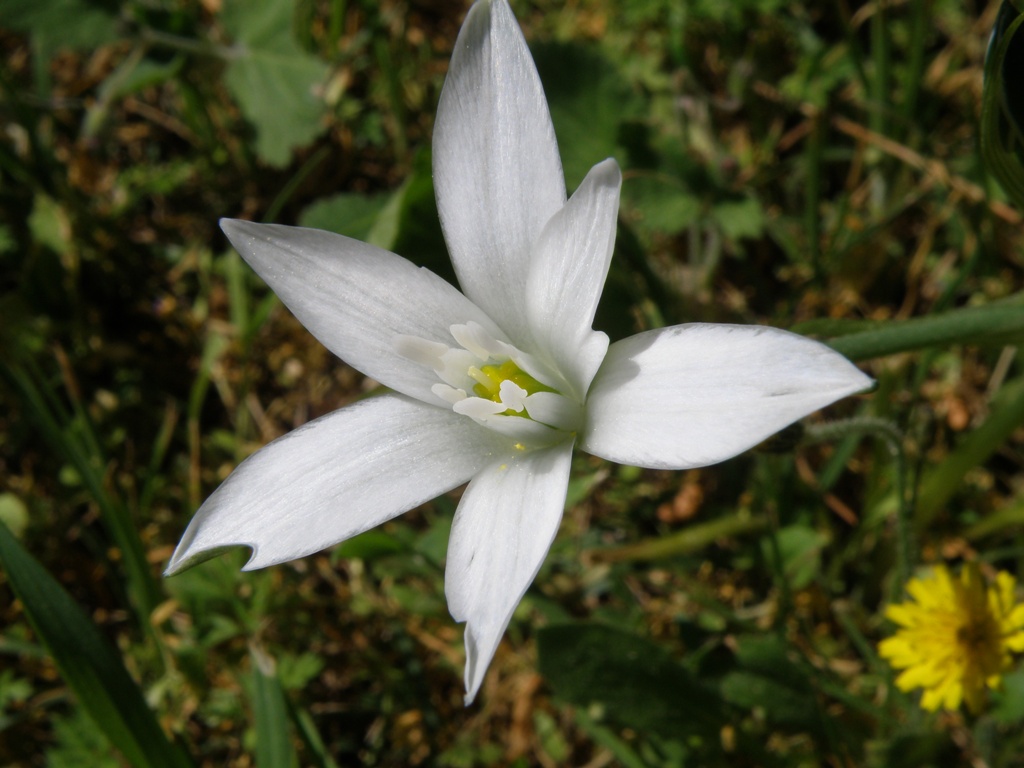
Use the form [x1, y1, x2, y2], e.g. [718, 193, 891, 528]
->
[981, 1, 1024, 209]
[915, 376, 1024, 528]
[250, 645, 296, 768]
[1, 362, 160, 620]
[0, 522, 192, 768]
[814, 300, 1024, 361]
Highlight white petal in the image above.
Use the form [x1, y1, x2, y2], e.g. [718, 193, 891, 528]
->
[166, 394, 511, 574]
[220, 219, 505, 406]
[526, 159, 621, 397]
[445, 442, 574, 703]
[433, 0, 566, 345]
[581, 324, 873, 469]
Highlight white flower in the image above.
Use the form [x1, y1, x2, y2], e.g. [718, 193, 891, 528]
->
[166, 0, 872, 703]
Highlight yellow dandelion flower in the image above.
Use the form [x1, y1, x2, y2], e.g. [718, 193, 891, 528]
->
[879, 563, 1024, 713]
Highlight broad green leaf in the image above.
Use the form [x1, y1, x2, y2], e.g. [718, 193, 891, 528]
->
[1, 0, 118, 95]
[620, 173, 702, 241]
[221, 0, 330, 167]
[533, 43, 641, 189]
[0, 523, 192, 768]
[719, 636, 824, 732]
[537, 623, 728, 740]
[981, 1, 1024, 209]
[306, 151, 455, 283]
[991, 666, 1024, 725]
[1, 0, 117, 49]
[299, 192, 392, 246]
[250, 646, 297, 768]
[712, 195, 766, 241]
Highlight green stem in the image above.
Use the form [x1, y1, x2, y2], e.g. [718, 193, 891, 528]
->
[140, 28, 233, 59]
[805, 109, 824, 285]
[869, 0, 890, 143]
[587, 511, 770, 564]
[263, 145, 331, 224]
[899, 0, 929, 137]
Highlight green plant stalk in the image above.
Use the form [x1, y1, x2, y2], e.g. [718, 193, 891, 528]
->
[187, 333, 229, 510]
[588, 511, 769, 563]
[139, 401, 180, 516]
[2, 363, 161, 622]
[140, 28, 232, 60]
[327, 0, 346, 49]
[263, 145, 331, 225]
[833, 0, 871, 95]
[805, 110, 825, 285]
[374, 37, 408, 159]
[822, 301, 1024, 360]
[899, 0, 929, 138]
[870, 0, 890, 143]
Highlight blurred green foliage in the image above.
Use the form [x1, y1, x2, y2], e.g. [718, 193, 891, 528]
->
[1, 0, 1024, 765]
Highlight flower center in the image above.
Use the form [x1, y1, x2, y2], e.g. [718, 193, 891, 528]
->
[469, 360, 555, 412]
[395, 321, 581, 442]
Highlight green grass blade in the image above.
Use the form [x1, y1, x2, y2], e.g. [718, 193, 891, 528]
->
[250, 646, 296, 768]
[285, 698, 340, 768]
[0, 522, 193, 768]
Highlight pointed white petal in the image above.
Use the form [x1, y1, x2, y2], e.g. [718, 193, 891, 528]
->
[581, 324, 873, 469]
[221, 219, 505, 406]
[433, 0, 565, 344]
[445, 442, 574, 703]
[526, 159, 621, 397]
[166, 394, 510, 574]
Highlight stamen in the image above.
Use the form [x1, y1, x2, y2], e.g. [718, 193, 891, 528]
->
[497, 380, 528, 412]
[468, 366, 497, 395]
[432, 383, 467, 405]
[453, 397, 505, 419]
[397, 321, 581, 442]
[394, 335, 449, 368]
[524, 391, 582, 432]
[450, 321, 505, 360]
